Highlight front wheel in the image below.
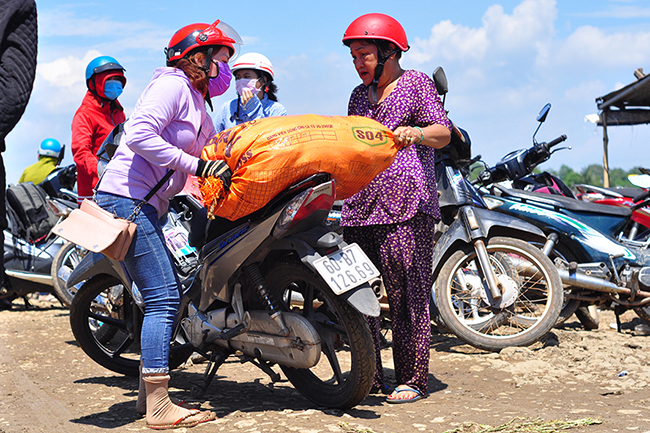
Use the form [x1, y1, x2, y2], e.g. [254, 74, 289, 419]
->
[263, 260, 375, 409]
[51, 241, 87, 308]
[435, 236, 563, 352]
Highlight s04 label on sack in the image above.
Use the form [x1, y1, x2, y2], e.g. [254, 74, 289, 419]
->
[352, 127, 389, 146]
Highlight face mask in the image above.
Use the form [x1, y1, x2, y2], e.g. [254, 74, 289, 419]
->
[236, 78, 259, 96]
[208, 62, 232, 98]
[103, 80, 123, 100]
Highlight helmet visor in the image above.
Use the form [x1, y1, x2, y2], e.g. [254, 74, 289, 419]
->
[92, 62, 125, 76]
[212, 20, 243, 62]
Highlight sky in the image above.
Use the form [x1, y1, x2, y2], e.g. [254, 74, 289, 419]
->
[6, 0, 650, 184]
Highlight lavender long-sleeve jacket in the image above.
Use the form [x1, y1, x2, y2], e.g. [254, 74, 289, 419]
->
[98, 67, 223, 217]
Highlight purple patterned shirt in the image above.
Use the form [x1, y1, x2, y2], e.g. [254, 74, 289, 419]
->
[341, 70, 451, 226]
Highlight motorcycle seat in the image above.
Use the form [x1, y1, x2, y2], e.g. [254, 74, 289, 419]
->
[495, 185, 632, 217]
[575, 184, 641, 198]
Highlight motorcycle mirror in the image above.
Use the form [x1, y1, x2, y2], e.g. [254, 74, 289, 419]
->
[537, 103, 551, 123]
[629, 174, 650, 189]
[532, 103, 551, 144]
[433, 66, 448, 97]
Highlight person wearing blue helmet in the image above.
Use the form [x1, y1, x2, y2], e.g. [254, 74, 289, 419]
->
[71, 55, 126, 204]
[19, 138, 65, 184]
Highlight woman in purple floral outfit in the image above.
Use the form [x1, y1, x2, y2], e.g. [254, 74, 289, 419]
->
[341, 13, 451, 404]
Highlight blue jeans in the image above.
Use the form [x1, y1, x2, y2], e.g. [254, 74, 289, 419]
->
[95, 191, 180, 374]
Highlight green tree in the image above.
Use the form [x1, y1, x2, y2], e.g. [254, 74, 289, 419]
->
[548, 164, 642, 189]
[580, 165, 604, 187]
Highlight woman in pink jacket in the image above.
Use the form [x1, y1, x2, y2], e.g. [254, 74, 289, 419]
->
[95, 19, 241, 429]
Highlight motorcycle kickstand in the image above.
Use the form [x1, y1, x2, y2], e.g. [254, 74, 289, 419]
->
[614, 305, 625, 333]
[191, 350, 228, 399]
[243, 355, 281, 383]
[21, 296, 34, 309]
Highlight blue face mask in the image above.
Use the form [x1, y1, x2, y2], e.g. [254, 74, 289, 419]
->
[103, 80, 123, 100]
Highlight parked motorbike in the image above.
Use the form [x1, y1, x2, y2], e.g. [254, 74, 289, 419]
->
[473, 104, 650, 330]
[67, 172, 381, 409]
[2, 165, 81, 308]
[427, 67, 563, 352]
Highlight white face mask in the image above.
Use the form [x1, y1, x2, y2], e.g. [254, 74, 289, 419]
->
[235, 78, 259, 95]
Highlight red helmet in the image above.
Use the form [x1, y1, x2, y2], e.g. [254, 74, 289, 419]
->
[342, 13, 409, 52]
[165, 19, 243, 65]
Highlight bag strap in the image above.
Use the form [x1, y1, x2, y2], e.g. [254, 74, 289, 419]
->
[144, 169, 175, 202]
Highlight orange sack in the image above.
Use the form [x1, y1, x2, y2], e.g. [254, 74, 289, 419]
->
[200, 114, 401, 220]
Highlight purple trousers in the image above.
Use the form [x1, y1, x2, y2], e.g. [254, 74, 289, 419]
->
[343, 212, 435, 396]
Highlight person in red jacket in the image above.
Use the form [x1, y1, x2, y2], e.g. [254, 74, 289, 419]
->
[71, 56, 126, 204]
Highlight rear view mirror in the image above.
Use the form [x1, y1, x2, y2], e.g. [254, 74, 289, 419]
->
[537, 103, 551, 123]
[433, 67, 448, 97]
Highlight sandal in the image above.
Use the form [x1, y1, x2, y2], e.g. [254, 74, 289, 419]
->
[146, 409, 216, 430]
[386, 386, 422, 404]
[138, 398, 201, 416]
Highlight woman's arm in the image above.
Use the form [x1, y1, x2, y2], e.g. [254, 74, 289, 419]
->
[393, 124, 450, 149]
[124, 77, 200, 174]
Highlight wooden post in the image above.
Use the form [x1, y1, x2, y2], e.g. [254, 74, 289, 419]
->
[602, 111, 610, 187]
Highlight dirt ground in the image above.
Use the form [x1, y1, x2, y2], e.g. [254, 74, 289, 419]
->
[1, 296, 649, 433]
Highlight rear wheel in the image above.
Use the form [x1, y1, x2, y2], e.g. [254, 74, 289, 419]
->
[263, 260, 375, 409]
[436, 237, 563, 352]
[69, 274, 192, 376]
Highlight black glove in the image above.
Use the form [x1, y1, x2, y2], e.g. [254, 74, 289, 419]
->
[195, 159, 232, 191]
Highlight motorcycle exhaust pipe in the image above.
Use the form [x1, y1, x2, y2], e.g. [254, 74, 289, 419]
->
[555, 268, 631, 295]
[5, 270, 53, 286]
[512, 257, 650, 298]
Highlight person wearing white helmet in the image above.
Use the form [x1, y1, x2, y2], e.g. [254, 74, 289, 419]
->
[214, 52, 287, 131]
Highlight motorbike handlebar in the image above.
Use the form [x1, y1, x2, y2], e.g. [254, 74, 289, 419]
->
[632, 189, 650, 204]
[546, 134, 568, 149]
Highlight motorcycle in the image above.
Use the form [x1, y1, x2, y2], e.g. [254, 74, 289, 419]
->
[66, 172, 381, 409]
[472, 104, 650, 330]
[427, 67, 563, 352]
[2, 164, 81, 308]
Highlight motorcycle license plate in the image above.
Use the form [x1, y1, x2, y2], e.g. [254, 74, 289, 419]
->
[313, 243, 379, 295]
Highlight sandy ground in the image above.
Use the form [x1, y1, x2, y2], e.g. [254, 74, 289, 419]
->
[0, 296, 649, 433]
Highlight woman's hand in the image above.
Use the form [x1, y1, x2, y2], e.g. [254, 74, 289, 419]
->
[394, 124, 451, 149]
[195, 159, 232, 191]
[240, 89, 255, 106]
[394, 126, 423, 148]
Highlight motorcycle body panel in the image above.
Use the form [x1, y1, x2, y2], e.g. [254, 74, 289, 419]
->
[199, 209, 280, 310]
[431, 205, 547, 275]
[66, 251, 129, 289]
[486, 193, 643, 267]
[4, 231, 62, 278]
[595, 197, 650, 229]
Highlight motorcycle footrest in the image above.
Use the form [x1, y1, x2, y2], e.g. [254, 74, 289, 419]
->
[215, 321, 248, 340]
